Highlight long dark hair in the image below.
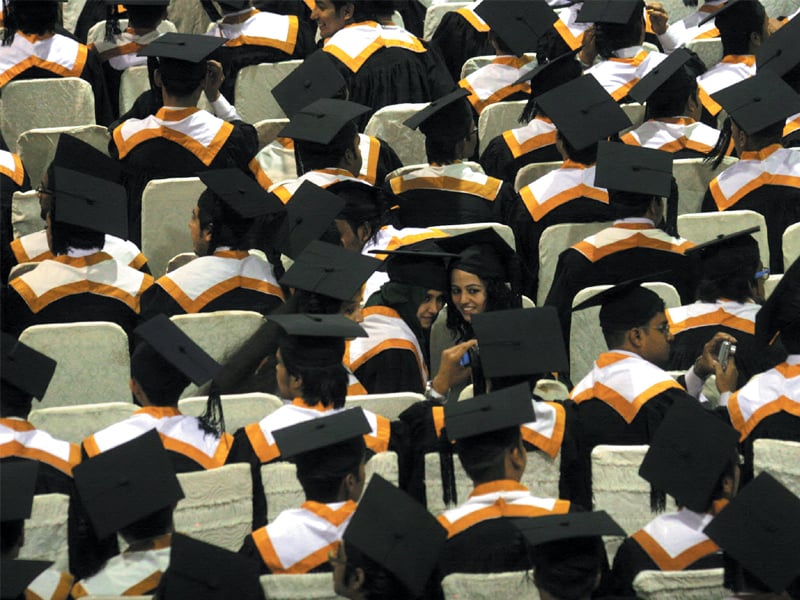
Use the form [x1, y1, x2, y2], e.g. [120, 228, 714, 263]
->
[446, 275, 521, 342]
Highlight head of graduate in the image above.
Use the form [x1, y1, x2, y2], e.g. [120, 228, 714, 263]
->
[2, 0, 60, 45]
[715, 0, 769, 57]
[590, 0, 646, 59]
[404, 89, 478, 166]
[311, 0, 393, 39]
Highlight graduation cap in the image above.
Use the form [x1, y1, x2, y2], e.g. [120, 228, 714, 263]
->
[639, 400, 739, 513]
[471, 307, 568, 379]
[277, 99, 371, 145]
[445, 383, 535, 441]
[512, 47, 581, 88]
[73, 429, 184, 540]
[271, 51, 347, 119]
[594, 141, 673, 198]
[572, 273, 669, 331]
[403, 88, 471, 133]
[272, 408, 371, 459]
[280, 240, 381, 300]
[434, 228, 516, 283]
[344, 475, 448, 598]
[473, 0, 559, 56]
[198, 169, 285, 219]
[755, 257, 800, 346]
[51, 134, 121, 183]
[158, 533, 263, 600]
[704, 472, 800, 594]
[51, 167, 128, 240]
[576, 0, 643, 24]
[1, 333, 57, 401]
[138, 33, 225, 80]
[0, 460, 38, 522]
[268, 313, 366, 339]
[629, 48, 694, 104]
[756, 15, 800, 77]
[0, 559, 52, 600]
[275, 181, 346, 259]
[515, 510, 625, 546]
[535, 76, 632, 151]
[697, 0, 744, 26]
[369, 240, 459, 292]
[684, 226, 760, 278]
[711, 71, 800, 135]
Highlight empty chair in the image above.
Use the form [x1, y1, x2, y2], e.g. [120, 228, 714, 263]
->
[28, 403, 137, 445]
[514, 160, 562, 193]
[672, 157, 738, 216]
[677, 210, 770, 271]
[19, 494, 70, 570]
[632, 568, 726, 600]
[235, 61, 303, 123]
[260, 573, 339, 600]
[442, 571, 539, 600]
[363, 103, 428, 166]
[19, 322, 131, 408]
[478, 100, 526, 155]
[174, 464, 252, 552]
[118, 66, 151, 116]
[253, 118, 289, 149]
[753, 439, 800, 497]
[179, 393, 283, 433]
[345, 392, 423, 420]
[685, 39, 723, 70]
[423, 2, 471, 40]
[783, 222, 800, 271]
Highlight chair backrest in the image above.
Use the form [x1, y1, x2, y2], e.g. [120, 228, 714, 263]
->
[423, 2, 471, 40]
[753, 438, 800, 497]
[1, 78, 95, 153]
[365, 450, 400, 488]
[431, 221, 516, 250]
[8, 262, 38, 281]
[761, 0, 799, 17]
[174, 463, 253, 552]
[19, 322, 131, 407]
[118, 65, 151, 115]
[685, 38, 724, 69]
[253, 118, 289, 149]
[11, 190, 43, 239]
[765, 273, 783, 299]
[166, 252, 198, 273]
[783, 221, 800, 271]
[170, 311, 267, 398]
[235, 61, 303, 123]
[442, 571, 539, 600]
[385, 163, 428, 183]
[17, 125, 111, 190]
[514, 160, 562, 193]
[345, 393, 424, 420]
[537, 221, 614, 306]
[363, 103, 428, 166]
[658, 0, 697, 23]
[677, 210, 769, 269]
[19, 494, 70, 570]
[620, 102, 646, 131]
[29, 402, 137, 444]
[478, 100, 527, 155]
[260, 573, 340, 600]
[140, 177, 205, 278]
[570, 282, 681, 382]
[632, 568, 726, 600]
[87, 19, 129, 45]
[179, 393, 283, 433]
[460, 54, 497, 80]
[672, 156, 737, 216]
[167, 0, 212, 33]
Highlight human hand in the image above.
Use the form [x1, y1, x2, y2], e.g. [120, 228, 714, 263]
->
[204, 60, 225, 102]
[694, 332, 737, 379]
[432, 339, 478, 395]
[646, 3, 669, 35]
[714, 354, 739, 394]
[579, 25, 598, 67]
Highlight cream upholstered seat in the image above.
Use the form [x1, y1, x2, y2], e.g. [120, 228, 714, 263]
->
[11, 190, 43, 240]
[677, 210, 769, 271]
[235, 61, 303, 123]
[632, 568, 726, 600]
[29, 402, 137, 444]
[19, 494, 70, 570]
[179, 393, 283, 433]
[260, 573, 340, 600]
[753, 438, 800, 497]
[345, 393, 424, 420]
[514, 160, 562, 193]
[442, 571, 539, 600]
[478, 100, 526, 155]
[783, 222, 800, 271]
[672, 156, 737, 216]
[363, 103, 428, 166]
[423, 2, 471, 40]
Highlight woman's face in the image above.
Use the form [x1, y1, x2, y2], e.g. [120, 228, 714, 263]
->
[341, 289, 364, 325]
[416, 289, 445, 330]
[311, 0, 353, 40]
[450, 269, 487, 323]
[275, 349, 293, 399]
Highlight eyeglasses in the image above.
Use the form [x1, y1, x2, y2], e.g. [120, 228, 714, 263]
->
[754, 267, 770, 282]
[643, 321, 670, 336]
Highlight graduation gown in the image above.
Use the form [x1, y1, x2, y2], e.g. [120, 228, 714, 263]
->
[0, 31, 113, 125]
[512, 160, 613, 299]
[26, 566, 74, 600]
[696, 55, 756, 117]
[620, 117, 722, 159]
[702, 144, 800, 273]
[784, 111, 800, 148]
[385, 162, 515, 228]
[268, 167, 367, 204]
[1, 149, 30, 284]
[428, 4, 492, 82]
[655, 0, 724, 53]
[458, 56, 535, 115]
[585, 46, 668, 102]
[110, 106, 258, 244]
[4, 251, 154, 338]
[479, 116, 561, 184]
[249, 133, 402, 191]
[140, 249, 284, 320]
[239, 500, 356, 575]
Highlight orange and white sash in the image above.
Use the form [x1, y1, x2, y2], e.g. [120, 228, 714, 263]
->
[323, 21, 426, 73]
[522, 401, 566, 458]
[0, 149, 25, 186]
[0, 419, 80, 476]
[502, 117, 557, 159]
[459, 56, 536, 114]
[11, 231, 147, 271]
[92, 21, 173, 70]
[0, 32, 87, 87]
[631, 510, 720, 570]
[697, 55, 756, 116]
[208, 9, 299, 54]
[785, 111, 800, 139]
[27, 567, 73, 600]
[621, 117, 720, 155]
[666, 300, 759, 336]
[454, 4, 490, 33]
[553, 3, 590, 50]
[585, 47, 668, 101]
[389, 162, 503, 200]
[269, 167, 364, 204]
[519, 161, 608, 222]
[571, 221, 694, 263]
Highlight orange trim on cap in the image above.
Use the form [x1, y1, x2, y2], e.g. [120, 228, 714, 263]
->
[573, 232, 693, 263]
[0, 44, 88, 86]
[520, 183, 608, 222]
[631, 529, 719, 571]
[245, 422, 281, 463]
[667, 308, 755, 335]
[358, 136, 380, 185]
[390, 173, 501, 200]
[0, 441, 80, 476]
[365, 415, 391, 454]
[572, 379, 682, 423]
[728, 394, 800, 440]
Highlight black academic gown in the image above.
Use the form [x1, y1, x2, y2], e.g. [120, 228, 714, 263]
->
[238, 534, 333, 575]
[141, 285, 283, 321]
[428, 9, 492, 83]
[479, 134, 562, 184]
[0, 456, 74, 497]
[1, 153, 30, 285]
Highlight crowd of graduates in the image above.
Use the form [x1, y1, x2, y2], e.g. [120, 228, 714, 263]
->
[1, 0, 800, 598]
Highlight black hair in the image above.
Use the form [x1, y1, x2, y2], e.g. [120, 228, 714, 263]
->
[696, 257, 760, 303]
[329, 180, 387, 248]
[126, 5, 168, 29]
[421, 98, 474, 165]
[0, 380, 33, 418]
[520, 32, 581, 123]
[295, 121, 359, 174]
[709, 450, 740, 506]
[130, 342, 190, 407]
[158, 59, 205, 97]
[196, 189, 254, 253]
[119, 505, 174, 543]
[343, 540, 411, 600]
[601, 296, 666, 349]
[279, 339, 349, 409]
[716, 0, 766, 56]
[446, 276, 521, 343]
[490, 30, 515, 56]
[294, 438, 365, 502]
[49, 219, 105, 255]
[609, 190, 655, 219]
[557, 132, 598, 165]
[2, 1, 59, 45]
[645, 53, 706, 120]
[707, 117, 784, 169]
[532, 536, 605, 600]
[456, 426, 521, 484]
[1, 519, 24, 555]
[594, 1, 645, 59]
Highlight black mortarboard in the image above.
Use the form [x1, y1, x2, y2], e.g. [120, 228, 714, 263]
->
[434, 228, 516, 283]
[275, 181, 346, 259]
[268, 313, 366, 339]
[52, 134, 121, 183]
[471, 307, 568, 379]
[198, 169, 285, 219]
[51, 167, 128, 239]
[159, 533, 263, 600]
[704, 473, 800, 594]
[445, 383, 535, 441]
[344, 475, 448, 598]
[403, 88, 471, 131]
[755, 257, 800, 345]
[698, 0, 743, 26]
[712, 71, 800, 134]
[684, 226, 760, 278]
[0, 461, 38, 522]
[474, 0, 558, 56]
[512, 48, 581, 87]
[277, 99, 370, 145]
[629, 48, 693, 104]
[535, 77, 632, 150]
[756, 15, 800, 77]
[639, 400, 739, 512]
[280, 240, 381, 301]
[73, 430, 184, 540]
[594, 141, 673, 198]
[515, 510, 625, 546]
[134, 315, 221, 387]
[576, 0, 643, 24]
[370, 240, 459, 292]
[271, 51, 347, 119]
[572, 273, 669, 331]
[0, 559, 52, 600]
[138, 32, 224, 62]
[272, 408, 371, 459]
[1, 333, 56, 401]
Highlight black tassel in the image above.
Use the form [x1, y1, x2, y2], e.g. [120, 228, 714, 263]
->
[105, 4, 121, 42]
[439, 427, 457, 507]
[2, 0, 15, 46]
[650, 485, 667, 513]
[197, 382, 226, 438]
[664, 177, 679, 238]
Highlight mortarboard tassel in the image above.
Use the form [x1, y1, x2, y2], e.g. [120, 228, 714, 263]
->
[439, 426, 457, 507]
[198, 382, 226, 438]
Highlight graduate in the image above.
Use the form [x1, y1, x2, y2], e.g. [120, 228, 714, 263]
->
[428, 0, 492, 82]
[0, 143, 29, 284]
[756, 16, 800, 148]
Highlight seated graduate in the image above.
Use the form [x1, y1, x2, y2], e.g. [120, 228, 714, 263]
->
[334, 475, 447, 600]
[110, 33, 258, 244]
[70, 431, 183, 598]
[1, 143, 30, 284]
[240, 409, 368, 574]
[1, 462, 74, 600]
[8, 135, 149, 277]
[667, 227, 786, 388]
[516, 511, 625, 600]
[436, 383, 575, 576]
[757, 18, 800, 148]
[203, 0, 315, 103]
[609, 401, 740, 596]
[385, 89, 516, 229]
[704, 473, 800, 599]
[622, 48, 725, 158]
[702, 72, 800, 274]
[1, 334, 78, 496]
[652, 0, 727, 54]
[512, 75, 630, 299]
[544, 142, 696, 343]
[249, 52, 401, 191]
[3, 164, 153, 338]
[428, 0, 492, 82]
[140, 169, 286, 320]
[82, 315, 233, 473]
